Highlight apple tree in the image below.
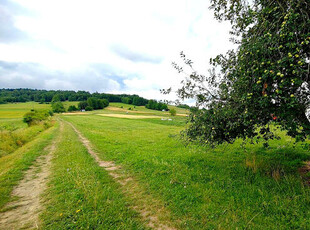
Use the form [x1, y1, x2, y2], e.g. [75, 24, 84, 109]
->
[164, 0, 310, 145]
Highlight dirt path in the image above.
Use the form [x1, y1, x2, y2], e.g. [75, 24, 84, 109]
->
[0, 122, 63, 230]
[299, 161, 310, 186]
[66, 120, 177, 230]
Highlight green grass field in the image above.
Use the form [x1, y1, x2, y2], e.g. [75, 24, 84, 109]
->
[0, 101, 78, 119]
[0, 102, 309, 229]
[0, 102, 77, 157]
[62, 114, 310, 229]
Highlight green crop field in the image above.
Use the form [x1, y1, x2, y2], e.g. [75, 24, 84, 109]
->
[0, 102, 309, 229]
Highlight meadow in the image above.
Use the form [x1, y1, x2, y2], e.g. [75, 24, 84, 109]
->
[0, 102, 309, 229]
[0, 102, 78, 157]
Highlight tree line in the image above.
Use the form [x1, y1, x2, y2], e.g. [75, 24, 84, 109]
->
[1, 88, 170, 112]
[0, 88, 149, 105]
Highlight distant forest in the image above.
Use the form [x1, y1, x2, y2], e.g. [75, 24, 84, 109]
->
[0, 88, 149, 106]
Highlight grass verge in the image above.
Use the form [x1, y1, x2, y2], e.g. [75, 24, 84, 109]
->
[0, 121, 54, 158]
[0, 122, 57, 209]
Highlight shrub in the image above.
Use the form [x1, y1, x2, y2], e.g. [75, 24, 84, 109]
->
[101, 99, 109, 108]
[85, 106, 93, 111]
[52, 102, 65, 113]
[78, 101, 88, 110]
[68, 105, 78, 112]
[23, 110, 51, 126]
[169, 108, 177, 116]
[87, 97, 98, 109]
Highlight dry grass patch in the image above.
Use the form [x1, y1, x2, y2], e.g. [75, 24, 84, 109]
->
[62, 112, 89, 115]
[98, 114, 163, 119]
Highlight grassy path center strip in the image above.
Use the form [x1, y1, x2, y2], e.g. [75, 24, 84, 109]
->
[65, 119, 177, 230]
[0, 122, 62, 229]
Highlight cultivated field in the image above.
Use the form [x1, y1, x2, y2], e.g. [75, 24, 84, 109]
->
[0, 102, 309, 229]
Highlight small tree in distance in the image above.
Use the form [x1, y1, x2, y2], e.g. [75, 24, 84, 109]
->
[52, 102, 65, 113]
[68, 105, 78, 112]
[169, 108, 177, 116]
[78, 101, 88, 110]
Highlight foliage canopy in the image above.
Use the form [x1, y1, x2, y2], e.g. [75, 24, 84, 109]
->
[165, 0, 310, 145]
[145, 100, 168, 111]
[52, 102, 65, 113]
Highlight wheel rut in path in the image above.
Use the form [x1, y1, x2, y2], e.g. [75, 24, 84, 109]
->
[66, 120, 177, 230]
[0, 122, 63, 230]
[299, 161, 310, 186]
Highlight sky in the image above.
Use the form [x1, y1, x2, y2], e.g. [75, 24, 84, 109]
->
[0, 0, 233, 101]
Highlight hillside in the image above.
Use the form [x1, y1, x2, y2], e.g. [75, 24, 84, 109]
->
[0, 102, 309, 229]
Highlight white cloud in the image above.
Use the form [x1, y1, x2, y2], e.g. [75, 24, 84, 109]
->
[0, 0, 234, 100]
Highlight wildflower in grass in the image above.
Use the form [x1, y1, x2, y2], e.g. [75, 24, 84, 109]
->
[76, 209, 81, 213]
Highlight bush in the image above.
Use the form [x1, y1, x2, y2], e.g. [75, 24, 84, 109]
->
[169, 108, 177, 116]
[68, 105, 78, 112]
[52, 102, 65, 113]
[23, 110, 51, 126]
[78, 101, 88, 110]
[85, 106, 93, 111]
[101, 99, 109, 108]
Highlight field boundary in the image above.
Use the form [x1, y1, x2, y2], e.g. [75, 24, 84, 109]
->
[65, 119, 178, 230]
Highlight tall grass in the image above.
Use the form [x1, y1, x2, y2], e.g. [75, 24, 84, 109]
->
[0, 120, 54, 158]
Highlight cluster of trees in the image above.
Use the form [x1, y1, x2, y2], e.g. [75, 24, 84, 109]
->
[0, 89, 149, 105]
[77, 97, 109, 111]
[145, 100, 168, 111]
[165, 0, 310, 145]
[121, 96, 149, 106]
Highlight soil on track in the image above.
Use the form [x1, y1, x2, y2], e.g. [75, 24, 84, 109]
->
[98, 114, 164, 119]
[299, 161, 310, 186]
[0, 123, 62, 230]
